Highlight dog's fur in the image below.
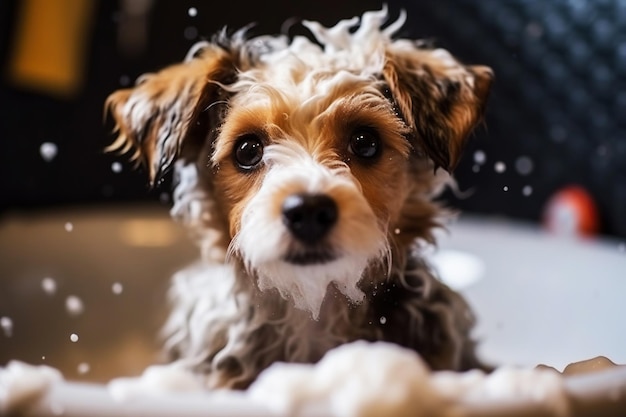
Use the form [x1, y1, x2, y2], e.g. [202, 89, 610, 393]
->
[106, 7, 493, 389]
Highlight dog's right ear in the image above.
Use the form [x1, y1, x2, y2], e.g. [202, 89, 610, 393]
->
[105, 44, 235, 185]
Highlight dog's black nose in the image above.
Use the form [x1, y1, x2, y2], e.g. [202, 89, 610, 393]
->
[282, 193, 338, 245]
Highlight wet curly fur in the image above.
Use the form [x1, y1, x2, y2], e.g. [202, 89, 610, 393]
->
[106, 7, 493, 389]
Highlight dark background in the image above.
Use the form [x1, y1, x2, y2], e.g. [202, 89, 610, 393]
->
[1, 0, 625, 237]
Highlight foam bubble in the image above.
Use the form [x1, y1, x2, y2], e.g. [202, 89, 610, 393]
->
[112, 282, 124, 295]
[522, 185, 533, 197]
[77, 363, 90, 375]
[40, 142, 58, 162]
[65, 296, 84, 316]
[1, 316, 13, 337]
[41, 277, 57, 295]
[473, 150, 486, 165]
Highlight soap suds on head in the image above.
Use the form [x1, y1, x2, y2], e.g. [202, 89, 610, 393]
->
[0, 361, 63, 414]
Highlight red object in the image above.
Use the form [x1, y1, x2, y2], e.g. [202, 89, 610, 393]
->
[543, 185, 600, 237]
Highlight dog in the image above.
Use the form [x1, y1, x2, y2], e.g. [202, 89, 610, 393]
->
[106, 6, 493, 389]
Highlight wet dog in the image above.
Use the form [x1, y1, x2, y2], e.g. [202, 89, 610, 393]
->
[106, 7, 492, 389]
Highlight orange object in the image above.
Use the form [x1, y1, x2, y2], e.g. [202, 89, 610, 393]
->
[8, 0, 95, 98]
[543, 185, 600, 237]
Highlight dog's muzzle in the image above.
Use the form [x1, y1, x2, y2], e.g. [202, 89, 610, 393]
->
[281, 193, 338, 265]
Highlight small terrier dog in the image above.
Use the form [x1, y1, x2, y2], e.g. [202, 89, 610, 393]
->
[106, 7, 493, 389]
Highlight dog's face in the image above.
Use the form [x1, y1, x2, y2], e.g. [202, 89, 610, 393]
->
[106, 8, 492, 318]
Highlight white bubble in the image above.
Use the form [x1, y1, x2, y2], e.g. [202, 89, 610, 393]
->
[41, 277, 57, 295]
[112, 282, 124, 295]
[515, 156, 534, 176]
[393, 228, 401, 235]
[503, 186, 509, 192]
[188, 7, 197, 17]
[522, 185, 533, 197]
[379, 316, 387, 324]
[66, 295, 85, 316]
[70, 333, 79, 343]
[64, 222, 74, 232]
[77, 362, 90, 375]
[473, 150, 486, 165]
[42, 356, 46, 361]
[111, 161, 123, 173]
[1, 316, 13, 337]
[494, 161, 506, 173]
[40, 142, 58, 162]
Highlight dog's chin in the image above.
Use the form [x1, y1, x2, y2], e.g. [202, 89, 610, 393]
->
[252, 253, 369, 319]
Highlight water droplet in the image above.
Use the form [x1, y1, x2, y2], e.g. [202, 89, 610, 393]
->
[40, 142, 58, 162]
[65, 296, 84, 316]
[188, 7, 197, 17]
[112, 282, 123, 295]
[503, 186, 509, 192]
[515, 156, 534, 176]
[1, 317, 13, 337]
[64, 222, 74, 232]
[522, 185, 533, 197]
[394, 228, 401, 235]
[379, 316, 387, 324]
[111, 161, 123, 173]
[473, 150, 486, 165]
[70, 333, 79, 343]
[42, 356, 46, 361]
[494, 161, 506, 173]
[41, 277, 57, 295]
[77, 362, 90, 375]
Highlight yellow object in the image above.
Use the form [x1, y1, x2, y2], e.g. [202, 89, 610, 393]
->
[8, 0, 96, 98]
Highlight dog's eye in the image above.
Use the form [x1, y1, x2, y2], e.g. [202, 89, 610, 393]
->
[234, 134, 264, 169]
[349, 129, 381, 159]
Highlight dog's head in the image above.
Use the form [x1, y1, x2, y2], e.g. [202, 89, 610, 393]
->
[106, 8, 492, 318]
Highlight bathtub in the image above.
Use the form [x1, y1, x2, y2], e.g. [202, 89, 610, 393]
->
[1, 204, 625, 416]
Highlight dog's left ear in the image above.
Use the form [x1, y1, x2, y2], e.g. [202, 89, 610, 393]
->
[105, 44, 235, 185]
[383, 47, 493, 171]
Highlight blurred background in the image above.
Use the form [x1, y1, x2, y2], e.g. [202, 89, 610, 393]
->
[1, 0, 626, 237]
[1, 0, 626, 382]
